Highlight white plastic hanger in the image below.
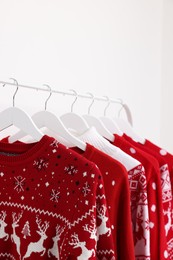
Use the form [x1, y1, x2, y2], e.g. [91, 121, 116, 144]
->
[0, 78, 43, 143]
[60, 89, 90, 135]
[113, 101, 145, 144]
[99, 96, 123, 136]
[10, 85, 86, 151]
[83, 93, 115, 142]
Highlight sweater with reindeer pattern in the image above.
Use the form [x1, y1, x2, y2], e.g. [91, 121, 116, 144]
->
[0, 135, 115, 260]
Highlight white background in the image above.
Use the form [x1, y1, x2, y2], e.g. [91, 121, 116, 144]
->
[161, 0, 173, 153]
[0, 0, 172, 151]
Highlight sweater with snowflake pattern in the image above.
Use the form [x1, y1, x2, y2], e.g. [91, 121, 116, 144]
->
[143, 139, 173, 187]
[112, 134, 168, 260]
[0, 135, 115, 260]
[124, 135, 173, 259]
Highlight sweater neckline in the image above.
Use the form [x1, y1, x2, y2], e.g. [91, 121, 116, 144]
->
[0, 135, 51, 165]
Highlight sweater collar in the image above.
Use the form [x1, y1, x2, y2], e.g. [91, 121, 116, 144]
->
[0, 135, 52, 165]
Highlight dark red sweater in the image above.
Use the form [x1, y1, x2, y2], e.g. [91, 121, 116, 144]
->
[140, 138, 173, 188]
[0, 135, 115, 259]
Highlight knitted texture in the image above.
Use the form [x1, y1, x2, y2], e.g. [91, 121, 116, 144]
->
[0, 135, 115, 260]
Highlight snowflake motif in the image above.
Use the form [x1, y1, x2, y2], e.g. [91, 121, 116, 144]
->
[50, 140, 59, 153]
[33, 158, 49, 171]
[50, 189, 60, 203]
[50, 140, 59, 148]
[82, 182, 91, 197]
[14, 176, 26, 193]
[64, 165, 78, 176]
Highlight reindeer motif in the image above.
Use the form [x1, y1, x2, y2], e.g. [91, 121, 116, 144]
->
[134, 206, 146, 246]
[11, 211, 23, 260]
[0, 211, 9, 241]
[83, 215, 97, 242]
[164, 202, 172, 236]
[69, 233, 95, 259]
[23, 216, 49, 259]
[47, 224, 64, 259]
[97, 205, 111, 240]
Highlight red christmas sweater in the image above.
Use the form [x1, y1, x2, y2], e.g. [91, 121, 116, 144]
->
[72, 143, 150, 260]
[112, 134, 168, 260]
[143, 139, 173, 186]
[72, 144, 135, 260]
[0, 135, 115, 260]
[125, 136, 173, 259]
[124, 134, 173, 259]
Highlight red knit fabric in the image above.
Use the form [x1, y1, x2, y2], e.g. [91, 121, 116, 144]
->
[73, 144, 150, 260]
[0, 135, 115, 259]
[1, 136, 136, 259]
[72, 144, 135, 260]
[124, 135, 173, 259]
[112, 134, 168, 260]
[143, 139, 173, 189]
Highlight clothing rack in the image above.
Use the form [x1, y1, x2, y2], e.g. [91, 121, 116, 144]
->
[0, 79, 133, 125]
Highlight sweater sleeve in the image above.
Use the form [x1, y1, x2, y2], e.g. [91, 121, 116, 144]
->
[65, 164, 116, 259]
[116, 174, 135, 260]
[128, 164, 150, 259]
[148, 166, 168, 260]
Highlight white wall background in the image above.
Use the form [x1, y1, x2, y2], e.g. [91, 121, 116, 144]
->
[0, 0, 166, 146]
[161, 0, 173, 153]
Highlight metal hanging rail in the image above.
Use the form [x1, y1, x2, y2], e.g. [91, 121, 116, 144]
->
[0, 80, 122, 104]
[0, 79, 133, 125]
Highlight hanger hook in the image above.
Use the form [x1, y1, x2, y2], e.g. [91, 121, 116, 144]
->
[86, 92, 95, 114]
[69, 89, 78, 112]
[103, 96, 111, 116]
[9, 78, 19, 107]
[43, 84, 52, 110]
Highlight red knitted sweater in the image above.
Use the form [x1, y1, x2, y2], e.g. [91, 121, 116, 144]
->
[112, 134, 168, 260]
[0, 135, 115, 259]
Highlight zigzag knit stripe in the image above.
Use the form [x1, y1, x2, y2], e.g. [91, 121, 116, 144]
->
[96, 194, 106, 200]
[0, 253, 15, 260]
[0, 201, 95, 228]
[97, 249, 115, 255]
[0, 201, 71, 227]
[70, 205, 96, 227]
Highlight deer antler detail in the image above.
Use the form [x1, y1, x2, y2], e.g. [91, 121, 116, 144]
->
[12, 211, 23, 224]
[0, 211, 7, 222]
[36, 215, 49, 233]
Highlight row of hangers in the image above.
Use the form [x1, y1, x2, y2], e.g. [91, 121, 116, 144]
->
[0, 78, 145, 151]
